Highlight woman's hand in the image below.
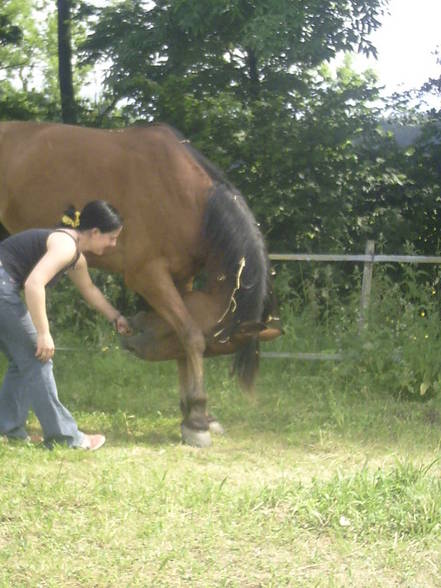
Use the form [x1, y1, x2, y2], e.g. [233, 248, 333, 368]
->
[115, 314, 132, 335]
[35, 332, 55, 362]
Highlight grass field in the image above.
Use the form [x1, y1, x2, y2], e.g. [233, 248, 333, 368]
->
[1, 336, 441, 587]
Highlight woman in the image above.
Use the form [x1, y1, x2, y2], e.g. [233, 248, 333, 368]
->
[0, 200, 130, 450]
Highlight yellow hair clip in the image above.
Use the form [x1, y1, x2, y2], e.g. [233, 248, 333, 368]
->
[61, 211, 81, 228]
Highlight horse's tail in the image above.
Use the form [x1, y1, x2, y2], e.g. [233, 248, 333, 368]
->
[202, 182, 272, 391]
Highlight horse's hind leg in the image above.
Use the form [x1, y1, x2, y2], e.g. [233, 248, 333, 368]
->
[128, 263, 211, 447]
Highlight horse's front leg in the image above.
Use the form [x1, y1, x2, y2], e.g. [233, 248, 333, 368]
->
[177, 359, 210, 447]
[128, 263, 211, 447]
[178, 359, 225, 438]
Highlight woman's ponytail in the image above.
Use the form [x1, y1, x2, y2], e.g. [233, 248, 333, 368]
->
[60, 200, 122, 233]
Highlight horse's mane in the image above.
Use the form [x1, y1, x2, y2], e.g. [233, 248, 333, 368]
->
[146, 123, 274, 388]
[203, 183, 270, 326]
[166, 128, 270, 312]
[162, 125, 234, 188]
[161, 126, 273, 387]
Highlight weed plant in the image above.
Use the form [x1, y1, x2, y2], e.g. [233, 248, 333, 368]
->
[271, 260, 441, 400]
[339, 263, 441, 399]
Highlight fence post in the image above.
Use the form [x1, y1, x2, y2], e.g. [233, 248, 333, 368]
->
[358, 240, 375, 333]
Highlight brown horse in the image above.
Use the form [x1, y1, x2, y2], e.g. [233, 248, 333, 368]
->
[0, 121, 281, 446]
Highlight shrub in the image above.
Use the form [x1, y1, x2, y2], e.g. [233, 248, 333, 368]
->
[46, 269, 143, 344]
[344, 264, 441, 399]
[273, 260, 441, 399]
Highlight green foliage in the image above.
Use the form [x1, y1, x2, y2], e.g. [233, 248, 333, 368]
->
[0, 82, 58, 120]
[0, 0, 102, 122]
[0, 13, 22, 48]
[46, 269, 142, 344]
[271, 260, 441, 401]
[81, 0, 386, 107]
[344, 264, 441, 399]
[0, 0, 58, 119]
[79, 0, 441, 260]
[80, 0, 390, 233]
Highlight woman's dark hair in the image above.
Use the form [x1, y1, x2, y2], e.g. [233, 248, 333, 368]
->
[61, 200, 123, 233]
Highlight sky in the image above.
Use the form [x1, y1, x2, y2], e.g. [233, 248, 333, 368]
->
[353, 0, 440, 95]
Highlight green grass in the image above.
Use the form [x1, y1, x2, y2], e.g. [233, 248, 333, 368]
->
[1, 340, 441, 587]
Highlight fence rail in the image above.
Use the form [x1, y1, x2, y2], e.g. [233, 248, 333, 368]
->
[263, 241, 441, 361]
[269, 253, 441, 264]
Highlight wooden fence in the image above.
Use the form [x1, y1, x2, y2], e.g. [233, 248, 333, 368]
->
[262, 240, 441, 361]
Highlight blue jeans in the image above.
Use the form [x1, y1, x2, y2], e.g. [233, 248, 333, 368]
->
[0, 263, 84, 447]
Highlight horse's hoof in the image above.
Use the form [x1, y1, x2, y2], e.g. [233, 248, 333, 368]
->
[181, 424, 212, 448]
[208, 420, 225, 435]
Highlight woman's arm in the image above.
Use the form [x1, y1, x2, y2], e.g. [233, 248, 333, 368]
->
[68, 255, 130, 334]
[24, 232, 78, 362]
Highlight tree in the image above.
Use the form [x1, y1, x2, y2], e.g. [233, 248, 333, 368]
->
[57, 0, 77, 123]
[420, 49, 441, 102]
[81, 0, 387, 120]
[0, 0, 56, 120]
[0, 13, 22, 49]
[80, 1, 390, 249]
[0, 0, 96, 123]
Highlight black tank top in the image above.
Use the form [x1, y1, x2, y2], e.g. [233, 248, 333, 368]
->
[0, 228, 80, 288]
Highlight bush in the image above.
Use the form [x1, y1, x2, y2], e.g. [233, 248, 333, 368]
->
[344, 264, 441, 399]
[272, 261, 441, 399]
[46, 269, 143, 344]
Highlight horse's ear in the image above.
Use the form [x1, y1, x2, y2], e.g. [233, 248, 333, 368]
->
[225, 321, 265, 346]
[258, 326, 283, 342]
[260, 314, 283, 341]
[232, 320, 283, 343]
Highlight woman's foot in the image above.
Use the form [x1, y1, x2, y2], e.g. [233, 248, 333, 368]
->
[80, 434, 106, 451]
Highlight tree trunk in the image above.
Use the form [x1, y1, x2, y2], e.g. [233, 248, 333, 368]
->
[57, 0, 76, 124]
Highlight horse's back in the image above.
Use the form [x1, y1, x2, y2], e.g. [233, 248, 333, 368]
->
[0, 122, 212, 278]
[1, 122, 210, 210]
